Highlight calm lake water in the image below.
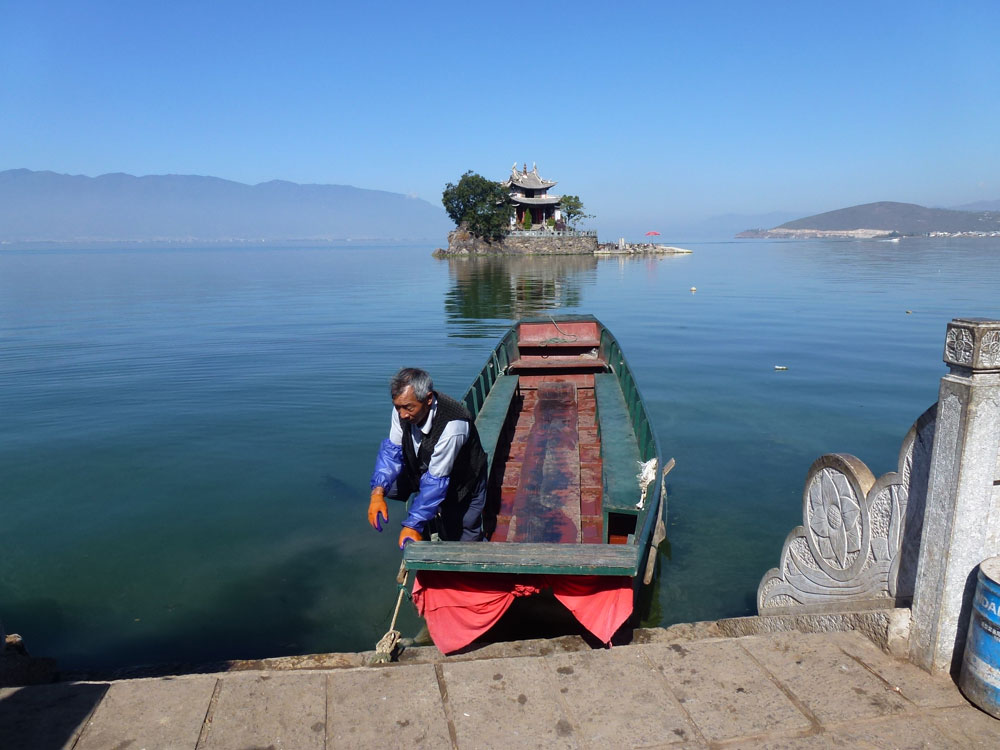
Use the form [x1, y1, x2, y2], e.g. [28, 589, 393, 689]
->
[2, 238, 999, 671]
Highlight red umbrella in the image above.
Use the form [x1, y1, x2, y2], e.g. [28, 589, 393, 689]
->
[645, 231, 661, 236]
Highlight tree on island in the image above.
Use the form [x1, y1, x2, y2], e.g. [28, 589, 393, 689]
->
[442, 171, 510, 241]
[559, 195, 592, 228]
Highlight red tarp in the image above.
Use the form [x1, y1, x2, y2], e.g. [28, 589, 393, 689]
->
[411, 570, 633, 654]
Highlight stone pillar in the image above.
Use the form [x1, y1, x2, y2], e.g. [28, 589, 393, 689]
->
[909, 318, 1000, 674]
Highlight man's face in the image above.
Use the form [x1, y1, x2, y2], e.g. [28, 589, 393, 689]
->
[393, 385, 433, 427]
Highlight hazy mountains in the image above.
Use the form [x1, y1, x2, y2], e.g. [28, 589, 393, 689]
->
[9, 169, 999, 245]
[0, 169, 453, 243]
[952, 199, 1000, 212]
[738, 201, 1000, 239]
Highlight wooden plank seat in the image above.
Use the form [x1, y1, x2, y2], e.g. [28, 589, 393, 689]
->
[594, 373, 642, 514]
[518, 342, 601, 351]
[473, 374, 519, 475]
[404, 540, 640, 576]
[508, 356, 607, 372]
[517, 320, 602, 348]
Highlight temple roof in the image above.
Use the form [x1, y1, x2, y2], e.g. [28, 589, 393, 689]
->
[505, 163, 557, 191]
[511, 195, 561, 205]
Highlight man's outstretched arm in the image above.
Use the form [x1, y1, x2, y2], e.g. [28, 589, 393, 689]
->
[368, 412, 404, 532]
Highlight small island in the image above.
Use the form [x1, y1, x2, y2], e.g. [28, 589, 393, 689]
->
[433, 164, 691, 257]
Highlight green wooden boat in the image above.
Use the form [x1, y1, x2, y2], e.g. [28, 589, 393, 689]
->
[403, 316, 667, 650]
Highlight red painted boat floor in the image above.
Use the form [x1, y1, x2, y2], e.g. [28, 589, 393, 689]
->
[493, 375, 604, 544]
[508, 382, 580, 543]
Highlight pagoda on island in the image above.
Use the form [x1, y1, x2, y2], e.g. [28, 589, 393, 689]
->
[505, 163, 562, 229]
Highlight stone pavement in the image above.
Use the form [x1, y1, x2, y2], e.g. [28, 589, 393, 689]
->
[2, 630, 998, 749]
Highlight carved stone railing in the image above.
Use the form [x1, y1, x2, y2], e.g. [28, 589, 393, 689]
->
[758, 317, 1000, 674]
[758, 407, 935, 614]
[910, 318, 1000, 673]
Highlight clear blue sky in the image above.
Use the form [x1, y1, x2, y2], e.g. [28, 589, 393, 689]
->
[3, 1, 998, 234]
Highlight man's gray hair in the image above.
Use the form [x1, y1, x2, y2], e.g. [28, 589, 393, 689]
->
[390, 368, 434, 401]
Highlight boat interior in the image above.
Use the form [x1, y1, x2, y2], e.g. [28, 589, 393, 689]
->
[470, 320, 645, 547]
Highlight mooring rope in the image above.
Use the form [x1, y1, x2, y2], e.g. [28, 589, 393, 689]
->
[369, 562, 410, 664]
[539, 315, 579, 346]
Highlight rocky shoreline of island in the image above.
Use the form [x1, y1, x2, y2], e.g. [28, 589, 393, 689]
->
[434, 227, 692, 257]
[596, 241, 692, 255]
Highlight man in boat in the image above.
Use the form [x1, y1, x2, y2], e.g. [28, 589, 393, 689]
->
[367, 367, 488, 550]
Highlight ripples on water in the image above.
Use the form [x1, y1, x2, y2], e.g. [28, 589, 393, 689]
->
[1, 238, 999, 670]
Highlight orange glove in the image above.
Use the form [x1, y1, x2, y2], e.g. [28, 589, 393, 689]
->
[368, 488, 388, 532]
[399, 526, 423, 550]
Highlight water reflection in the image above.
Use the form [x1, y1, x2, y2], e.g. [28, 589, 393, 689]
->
[443, 255, 597, 337]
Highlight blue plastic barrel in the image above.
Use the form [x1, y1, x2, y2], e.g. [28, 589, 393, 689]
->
[959, 556, 1000, 718]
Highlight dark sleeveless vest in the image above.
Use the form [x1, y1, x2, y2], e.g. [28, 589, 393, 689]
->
[401, 392, 487, 506]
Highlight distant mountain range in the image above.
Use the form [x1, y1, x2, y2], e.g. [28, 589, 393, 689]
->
[0, 169, 452, 243]
[737, 201, 1000, 239]
[952, 199, 1000, 212]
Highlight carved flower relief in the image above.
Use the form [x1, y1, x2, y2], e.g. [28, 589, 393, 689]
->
[807, 468, 863, 569]
[981, 330, 1000, 368]
[869, 489, 891, 541]
[867, 483, 904, 564]
[945, 327, 975, 365]
[790, 536, 818, 571]
[759, 406, 936, 612]
[759, 576, 795, 609]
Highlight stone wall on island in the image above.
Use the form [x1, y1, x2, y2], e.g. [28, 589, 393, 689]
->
[435, 227, 598, 256]
[435, 228, 695, 257]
